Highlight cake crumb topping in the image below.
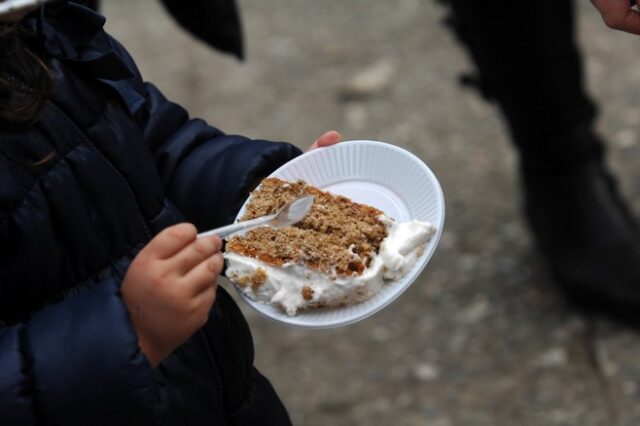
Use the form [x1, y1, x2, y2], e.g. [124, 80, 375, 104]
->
[251, 268, 268, 290]
[301, 286, 314, 301]
[226, 178, 388, 277]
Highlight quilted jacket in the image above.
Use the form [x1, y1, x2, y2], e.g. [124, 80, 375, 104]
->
[0, 2, 299, 425]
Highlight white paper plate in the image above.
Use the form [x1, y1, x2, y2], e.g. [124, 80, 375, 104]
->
[231, 140, 445, 329]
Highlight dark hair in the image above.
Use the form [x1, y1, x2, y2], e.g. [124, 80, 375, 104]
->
[0, 22, 51, 126]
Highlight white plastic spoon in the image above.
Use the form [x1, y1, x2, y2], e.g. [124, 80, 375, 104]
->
[197, 195, 314, 239]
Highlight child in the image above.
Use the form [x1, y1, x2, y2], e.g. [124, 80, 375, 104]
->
[0, 1, 340, 424]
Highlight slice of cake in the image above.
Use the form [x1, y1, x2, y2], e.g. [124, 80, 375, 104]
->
[224, 177, 436, 316]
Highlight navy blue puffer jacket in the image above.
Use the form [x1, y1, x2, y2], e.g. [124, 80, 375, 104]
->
[0, 2, 300, 425]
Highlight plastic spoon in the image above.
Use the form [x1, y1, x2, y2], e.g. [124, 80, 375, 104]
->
[197, 195, 314, 239]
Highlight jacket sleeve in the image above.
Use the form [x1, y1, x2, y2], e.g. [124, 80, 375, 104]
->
[142, 83, 303, 230]
[0, 279, 156, 426]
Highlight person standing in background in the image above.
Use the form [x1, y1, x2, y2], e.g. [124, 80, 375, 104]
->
[442, 0, 640, 314]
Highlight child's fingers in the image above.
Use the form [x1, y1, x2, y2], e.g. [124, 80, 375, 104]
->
[307, 130, 342, 151]
[193, 284, 217, 326]
[171, 235, 222, 275]
[144, 223, 198, 260]
[196, 280, 218, 308]
[316, 130, 342, 147]
[182, 252, 224, 296]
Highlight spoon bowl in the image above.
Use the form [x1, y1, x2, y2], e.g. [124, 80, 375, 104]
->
[197, 195, 314, 239]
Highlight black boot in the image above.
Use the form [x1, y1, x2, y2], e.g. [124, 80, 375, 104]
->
[445, 0, 640, 312]
[522, 128, 640, 311]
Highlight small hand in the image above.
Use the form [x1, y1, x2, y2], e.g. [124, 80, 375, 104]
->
[590, 0, 640, 34]
[307, 130, 342, 151]
[122, 223, 223, 367]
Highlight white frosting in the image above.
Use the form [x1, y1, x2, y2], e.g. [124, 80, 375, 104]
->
[224, 216, 436, 316]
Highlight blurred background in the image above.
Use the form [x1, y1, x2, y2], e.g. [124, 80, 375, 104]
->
[103, 1, 640, 425]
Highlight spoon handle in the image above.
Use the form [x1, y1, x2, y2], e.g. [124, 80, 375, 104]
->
[197, 214, 275, 239]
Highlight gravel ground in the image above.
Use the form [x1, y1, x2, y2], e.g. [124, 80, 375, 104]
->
[103, 1, 640, 424]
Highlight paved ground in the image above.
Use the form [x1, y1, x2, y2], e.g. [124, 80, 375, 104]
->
[103, 1, 640, 424]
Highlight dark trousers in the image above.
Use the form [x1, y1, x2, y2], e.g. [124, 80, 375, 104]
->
[445, 0, 602, 174]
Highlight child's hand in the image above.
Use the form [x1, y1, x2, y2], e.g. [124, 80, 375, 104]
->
[121, 223, 223, 367]
[307, 130, 342, 151]
[590, 0, 640, 34]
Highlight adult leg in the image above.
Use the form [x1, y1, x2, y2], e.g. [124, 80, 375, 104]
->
[445, 0, 640, 309]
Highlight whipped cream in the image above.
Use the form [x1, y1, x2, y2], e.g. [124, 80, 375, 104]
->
[224, 216, 436, 316]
